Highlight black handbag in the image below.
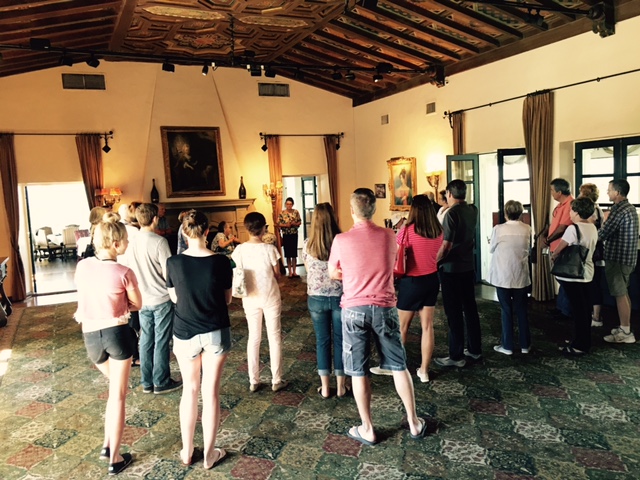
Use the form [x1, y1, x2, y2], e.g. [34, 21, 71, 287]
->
[550, 225, 589, 279]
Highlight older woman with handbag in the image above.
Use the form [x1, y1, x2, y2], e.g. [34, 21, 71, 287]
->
[551, 197, 598, 356]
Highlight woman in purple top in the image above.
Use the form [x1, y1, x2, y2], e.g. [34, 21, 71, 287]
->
[301, 203, 348, 398]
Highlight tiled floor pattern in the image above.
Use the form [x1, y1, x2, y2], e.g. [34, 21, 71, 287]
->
[1, 279, 640, 479]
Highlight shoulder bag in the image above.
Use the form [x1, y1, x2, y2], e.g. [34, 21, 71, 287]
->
[592, 209, 605, 263]
[232, 247, 248, 298]
[550, 225, 589, 279]
[393, 227, 411, 278]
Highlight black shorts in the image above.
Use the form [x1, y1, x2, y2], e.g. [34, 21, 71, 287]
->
[83, 325, 135, 365]
[282, 233, 298, 258]
[396, 272, 440, 311]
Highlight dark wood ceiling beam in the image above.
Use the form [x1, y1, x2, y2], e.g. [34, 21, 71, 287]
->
[0, 25, 114, 46]
[0, 0, 121, 22]
[0, 19, 114, 43]
[477, 4, 548, 31]
[331, 22, 440, 66]
[430, 0, 524, 38]
[294, 45, 374, 69]
[274, 59, 369, 96]
[312, 30, 422, 70]
[279, 52, 376, 86]
[532, 0, 576, 21]
[343, 12, 463, 61]
[301, 40, 380, 68]
[110, 0, 137, 50]
[358, 3, 481, 54]
[0, 11, 115, 34]
[275, 70, 359, 99]
[390, 0, 500, 47]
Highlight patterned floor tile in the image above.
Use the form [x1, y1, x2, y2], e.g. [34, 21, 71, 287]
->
[572, 447, 628, 472]
[230, 455, 275, 480]
[5, 444, 52, 470]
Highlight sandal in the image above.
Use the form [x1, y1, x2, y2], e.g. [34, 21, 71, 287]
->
[204, 448, 227, 470]
[337, 386, 352, 398]
[559, 345, 586, 356]
[317, 386, 332, 399]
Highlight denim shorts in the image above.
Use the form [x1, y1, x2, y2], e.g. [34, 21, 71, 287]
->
[342, 306, 406, 377]
[83, 325, 135, 365]
[172, 328, 232, 360]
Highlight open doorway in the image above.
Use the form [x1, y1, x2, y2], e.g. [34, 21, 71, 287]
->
[281, 176, 318, 270]
[23, 182, 90, 295]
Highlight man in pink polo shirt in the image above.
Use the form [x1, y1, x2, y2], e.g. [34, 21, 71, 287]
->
[542, 178, 574, 316]
[328, 188, 425, 446]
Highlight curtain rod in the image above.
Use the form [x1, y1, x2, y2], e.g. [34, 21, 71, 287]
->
[9, 131, 113, 137]
[443, 66, 640, 122]
[260, 132, 344, 139]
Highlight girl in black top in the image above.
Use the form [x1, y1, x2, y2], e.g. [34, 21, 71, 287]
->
[166, 210, 232, 470]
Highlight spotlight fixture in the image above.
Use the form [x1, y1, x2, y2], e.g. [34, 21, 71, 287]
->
[336, 137, 341, 151]
[264, 67, 276, 78]
[211, 61, 218, 71]
[331, 71, 343, 81]
[86, 55, 100, 68]
[294, 69, 305, 81]
[162, 61, 175, 73]
[373, 73, 383, 83]
[59, 53, 73, 67]
[29, 38, 51, 50]
[375, 62, 393, 74]
[345, 71, 356, 81]
[249, 64, 262, 77]
[202, 64, 209, 76]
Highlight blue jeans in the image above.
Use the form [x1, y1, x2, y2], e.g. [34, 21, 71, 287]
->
[139, 300, 174, 389]
[342, 305, 407, 377]
[496, 287, 530, 351]
[308, 296, 343, 376]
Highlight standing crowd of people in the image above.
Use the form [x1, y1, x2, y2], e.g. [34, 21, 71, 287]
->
[73, 176, 638, 474]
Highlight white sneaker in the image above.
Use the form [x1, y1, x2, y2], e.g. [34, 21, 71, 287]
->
[463, 349, 482, 360]
[493, 345, 513, 355]
[370, 366, 394, 376]
[416, 369, 429, 383]
[521, 347, 530, 354]
[604, 327, 636, 344]
[591, 318, 603, 327]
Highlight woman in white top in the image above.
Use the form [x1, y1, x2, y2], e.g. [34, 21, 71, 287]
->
[551, 197, 598, 355]
[232, 212, 287, 393]
[436, 189, 449, 224]
[488, 200, 532, 355]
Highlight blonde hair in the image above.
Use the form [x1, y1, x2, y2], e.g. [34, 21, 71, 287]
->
[307, 203, 341, 261]
[93, 212, 128, 250]
[579, 183, 600, 203]
[181, 210, 208, 239]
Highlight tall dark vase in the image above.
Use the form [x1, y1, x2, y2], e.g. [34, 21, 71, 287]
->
[150, 179, 159, 204]
[239, 176, 247, 199]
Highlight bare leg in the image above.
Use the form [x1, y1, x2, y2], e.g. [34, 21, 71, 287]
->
[350, 376, 375, 443]
[95, 361, 111, 451]
[319, 374, 330, 397]
[391, 369, 422, 435]
[397, 309, 414, 345]
[96, 357, 131, 464]
[175, 352, 202, 464]
[418, 306, 435, 374]
[201, 351, 228, 469]
[616, 294, 631, 328]
[592, 304, 601, 320]
[336, 375, 347, 397]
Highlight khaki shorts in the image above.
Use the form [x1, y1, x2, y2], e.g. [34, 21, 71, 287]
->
[604, 261, 634, 297]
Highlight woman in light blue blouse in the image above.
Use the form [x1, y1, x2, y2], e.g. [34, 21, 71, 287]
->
[301, 203, 346, 399]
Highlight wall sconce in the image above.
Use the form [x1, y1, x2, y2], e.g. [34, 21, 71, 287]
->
[263, 181, 283, 201]
[426, 171, 443, 193]
[102, 131, 114, 153]
[95, 187, 122, 209]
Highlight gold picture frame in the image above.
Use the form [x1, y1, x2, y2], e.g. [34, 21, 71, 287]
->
[161, 126, 225, 198]
[387, 156, 417, 211]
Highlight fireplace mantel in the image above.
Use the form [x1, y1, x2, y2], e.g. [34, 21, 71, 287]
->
[163, 198, 256, 242]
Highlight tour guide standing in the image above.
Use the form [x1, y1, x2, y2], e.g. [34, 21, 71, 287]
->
[328, 188, 426, 446]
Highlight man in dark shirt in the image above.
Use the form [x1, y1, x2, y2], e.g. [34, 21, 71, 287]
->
[434, 179, 481, 367]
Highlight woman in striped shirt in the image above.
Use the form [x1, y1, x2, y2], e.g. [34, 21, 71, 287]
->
[396, 194, 444, 383]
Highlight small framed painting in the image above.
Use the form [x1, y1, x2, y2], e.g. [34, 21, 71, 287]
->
[387, 156, 416, 211]
[374, 183, 386, 199]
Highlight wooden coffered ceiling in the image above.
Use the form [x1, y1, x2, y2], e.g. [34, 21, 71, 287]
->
[1, 0, 639, 105]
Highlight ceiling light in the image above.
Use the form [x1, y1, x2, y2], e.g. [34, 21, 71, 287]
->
[249, 64, 262, 77]
[294, 69, 305, 80]
[202, 64, 209, 76]
[29, 38, 51, 50]
[86, 56, 100, 68]
[331, 71, 343, 80]
[162, 61, 175, 73]
[376, 62, 393, 74]
[373, 73, 383, 83]
[211, 61, 218, 71]
[264, 67, 276, 78]
[345, 71, 355, 81]
[59, 54, 73, 67]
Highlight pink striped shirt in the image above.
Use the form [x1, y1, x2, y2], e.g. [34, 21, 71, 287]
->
[396, 225, 443, 276]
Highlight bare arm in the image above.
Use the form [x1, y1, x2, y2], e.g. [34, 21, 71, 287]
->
[545, 224, 568, 247]
[225, 288, 232, 305]
[329, 263, 342, 280]
[167, 287, 178, 304]
[551, 239, 569, 261]
[436, 240, 453, 264]
[127, 285, 143, 311]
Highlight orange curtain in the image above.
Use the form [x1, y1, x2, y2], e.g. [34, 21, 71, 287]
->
[0, 133, 27, 301]
[323, 135, 339, 224]
[523, 91, 555, 301]
[452, 112, 465, 155]
[75, 134, 104, 208]
[266, 135, 283, 253]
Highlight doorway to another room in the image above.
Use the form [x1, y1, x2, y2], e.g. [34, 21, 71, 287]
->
[281, 176, 318, 274]
[23, 182, 90, 296]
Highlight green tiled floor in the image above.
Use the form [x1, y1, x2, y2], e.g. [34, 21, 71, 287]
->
[1, 279, 640, 479]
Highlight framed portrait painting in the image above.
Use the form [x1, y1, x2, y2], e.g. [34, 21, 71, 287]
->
[374, 183, 386, 199]
[161, 126, 225, 197]
[387, 156, 417, 211]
